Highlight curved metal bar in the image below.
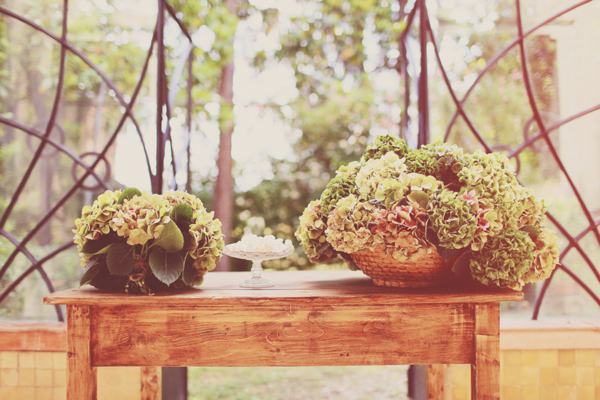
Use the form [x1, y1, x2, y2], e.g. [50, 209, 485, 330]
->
[0, 116, 109, 190]
[515, 0, 600, 247]
[164, 1, 192, 41]
[167, 42, 195, 189]
[533, 261, 600, 320]
[507, 102, 600, 159]
[0, 20, 158, 282]
[400, 2, 419, 44]
[443, 0, 593, 142]
[425, 18, 491, 152]
[532, 268, 555, 319]
[0, 229, 64, 321]
[554, 214, 600, 284]
[0, 0, 69, 230]
[532, 211, 600, 317]
[0, 6, 155, 179]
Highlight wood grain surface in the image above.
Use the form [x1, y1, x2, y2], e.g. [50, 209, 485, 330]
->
[471, 303, 500, 400]
[140, 366, 161, 400]
[67, 305, 97, 400]
[90, 302, 475, 367]
[427, 364, 446, 400]
[44, 270, 523, 306]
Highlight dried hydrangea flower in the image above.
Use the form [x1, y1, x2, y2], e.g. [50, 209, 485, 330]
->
[355, 151, 408, 200]
[370, 201, 432, 261]
[427, 188, 478, 249]
[320, 161, 361, 215]
[521, 228, 560, 285]
[325, 195, 377, 254]
[469, 229, 535, 290]
[361, 134, 410, 163]
[295, 199, 338, 263]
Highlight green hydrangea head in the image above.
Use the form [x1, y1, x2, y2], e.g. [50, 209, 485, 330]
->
[373, 173, 441, 209]
[521, 228, 559, 285]
[404, 142, 465, 186]
[427, 189, 478, 249]
[188, 209, 225, 273]
[73, 189, 122, 266]
[356, 152, 408, 200]
[361, 135, 410, 163]
[320, 161, 361, 215]
[325, 195, 377, 254]
[469, 229, 535, 289]
[456, 151, 523, 225]
[370, 201, 431, 261]
[515, 187, 546, 227]
[295, 200, 338, 263]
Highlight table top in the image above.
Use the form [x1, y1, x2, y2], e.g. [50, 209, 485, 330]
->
[44, 270, 523, 306]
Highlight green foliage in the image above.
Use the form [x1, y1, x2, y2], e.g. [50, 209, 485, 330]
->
[151, 220, 184, 253]
[149, 248, 184, 286]
[106, 243, 137, 276]
[118, 188, 142, 204]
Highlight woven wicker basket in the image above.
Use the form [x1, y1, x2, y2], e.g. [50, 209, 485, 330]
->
[350, 247, 453, 288]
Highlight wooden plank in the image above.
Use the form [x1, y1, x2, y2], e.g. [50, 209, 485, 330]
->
[67, 305, 97, 400]
[471, 303, 500, 400]
[140, 366, 161, 400]
[427, 364, 446, 400]
[91, 302, 475, 367]
[0, 321, 66, 351]
[44, 270, 523, 306]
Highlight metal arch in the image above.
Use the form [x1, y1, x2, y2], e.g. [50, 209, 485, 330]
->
[0, 0, 69, 231]
[0, 0, 198, 320]
[442, 0, 594, 143]
[403, 0, 600, 318]
[0, 116, 110, 190]
[0, 6, 155, 179]
[0, 229, 65, 321]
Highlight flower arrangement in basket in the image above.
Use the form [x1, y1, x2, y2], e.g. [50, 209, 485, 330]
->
[295, 135, 559, 289]
[73, 188, 224, 294]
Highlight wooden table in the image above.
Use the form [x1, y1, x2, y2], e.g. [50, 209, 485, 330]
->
[44, 270, 522, 400]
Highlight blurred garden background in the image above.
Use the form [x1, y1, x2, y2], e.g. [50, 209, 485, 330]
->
[1, 0, 599, 398]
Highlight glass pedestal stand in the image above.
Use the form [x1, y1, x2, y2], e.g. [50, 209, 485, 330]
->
[222, 246, 294, 289]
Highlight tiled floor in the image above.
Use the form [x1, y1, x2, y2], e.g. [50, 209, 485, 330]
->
[446, 349, 600, 400]
[0, 351, 141, 400]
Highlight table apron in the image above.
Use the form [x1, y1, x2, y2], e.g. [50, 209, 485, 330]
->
[88, 302, 476, 367]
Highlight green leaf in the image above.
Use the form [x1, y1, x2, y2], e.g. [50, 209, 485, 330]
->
[81, 232, 121, 254]
[90, 243, 116, 256]
[80, 257, 101, 286]
[106, 243, 137, 276]
[87, 257, 129, 292]
[118, 187, 142, 204]
[182, 256, 196, 286]
[148, 248, 184, 285]
[436, 246, 464, 261]
[520, 225, 541, 241]
[171, 203, 193, 223]
[151, 220, 184, 253]
[452, 251, 473, 278]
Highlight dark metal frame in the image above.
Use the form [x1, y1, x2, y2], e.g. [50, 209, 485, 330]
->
[0, 0, 598, 324]
[0, 0, 195, 321]
[404, 0, 599, 318]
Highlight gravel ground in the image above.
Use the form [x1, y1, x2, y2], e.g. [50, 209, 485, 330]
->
[188, 365, 409, 400]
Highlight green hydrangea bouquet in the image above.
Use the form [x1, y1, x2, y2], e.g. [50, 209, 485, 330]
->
[295, 135, 559, 290]
[73, 188, 224, 294]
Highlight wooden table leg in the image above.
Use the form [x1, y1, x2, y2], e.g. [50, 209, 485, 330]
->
[67, 305, 97, 400]
[471, 303, 500, 400]
[427, 364, 446, 400]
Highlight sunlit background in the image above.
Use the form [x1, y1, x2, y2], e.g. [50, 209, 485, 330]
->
[1, 0, 599, 322]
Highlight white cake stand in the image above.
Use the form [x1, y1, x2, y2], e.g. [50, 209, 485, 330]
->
[223, 246, 294, 288]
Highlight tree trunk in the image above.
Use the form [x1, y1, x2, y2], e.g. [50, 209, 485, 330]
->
[213, 0, 237, 271]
